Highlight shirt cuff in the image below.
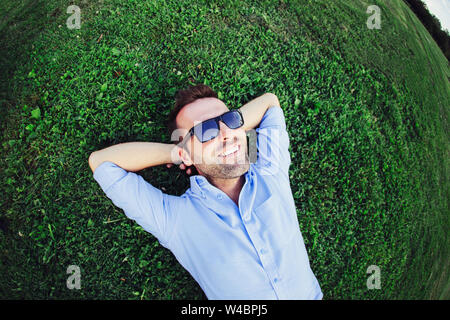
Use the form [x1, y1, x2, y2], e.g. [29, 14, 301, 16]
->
[258, 106, 287, 130]
[93, 161, 128, 193]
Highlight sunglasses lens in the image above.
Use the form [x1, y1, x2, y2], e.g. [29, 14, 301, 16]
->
[222, 111, 243, 129]
[191, 111, 243, 143]
[194, 119, 219, 142]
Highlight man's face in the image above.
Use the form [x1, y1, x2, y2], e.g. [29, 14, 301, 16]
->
[175, 97, 250, 179]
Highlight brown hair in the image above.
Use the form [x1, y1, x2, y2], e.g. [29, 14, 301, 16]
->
[167, 84, 218, 139]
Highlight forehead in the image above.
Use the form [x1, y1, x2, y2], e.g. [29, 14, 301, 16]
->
[176, 97, 229, 130]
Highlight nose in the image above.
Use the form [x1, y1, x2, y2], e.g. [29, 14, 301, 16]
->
[218, 120, 234, 141]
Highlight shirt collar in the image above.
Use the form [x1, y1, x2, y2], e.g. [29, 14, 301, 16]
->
[187, 165, 272, 225]
[189, 165, 255, 198]
[189, 175, 207, 199]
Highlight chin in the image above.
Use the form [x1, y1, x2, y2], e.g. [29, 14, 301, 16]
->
[221, 163, 250, 178]
[199, 162, 250, 179]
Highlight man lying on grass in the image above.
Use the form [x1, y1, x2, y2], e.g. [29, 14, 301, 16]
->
[88, 84, 323, 300]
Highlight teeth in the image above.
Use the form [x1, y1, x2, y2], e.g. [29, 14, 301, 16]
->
[221, 146, 239, 156]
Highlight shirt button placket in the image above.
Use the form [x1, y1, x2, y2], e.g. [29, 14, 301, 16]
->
[241, 207, 281, 297]
[255, 238, 281, 295]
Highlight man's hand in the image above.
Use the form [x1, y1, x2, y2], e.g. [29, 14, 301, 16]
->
[166, 162, 194, 175]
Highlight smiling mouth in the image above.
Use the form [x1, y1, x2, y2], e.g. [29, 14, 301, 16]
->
[218, 145, 240, 158]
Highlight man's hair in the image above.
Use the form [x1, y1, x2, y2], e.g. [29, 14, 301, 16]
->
[167, 84, 218, 140]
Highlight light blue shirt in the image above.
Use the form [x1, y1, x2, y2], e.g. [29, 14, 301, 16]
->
[93, 106, 323, 300]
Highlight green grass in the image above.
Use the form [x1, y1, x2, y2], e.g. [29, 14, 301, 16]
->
[0, 0, 448, 299]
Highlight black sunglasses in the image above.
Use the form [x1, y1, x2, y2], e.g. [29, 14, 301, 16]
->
[181, 109, 244, 145]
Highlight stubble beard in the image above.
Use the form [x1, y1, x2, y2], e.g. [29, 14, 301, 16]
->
[196, 151, 250, 179]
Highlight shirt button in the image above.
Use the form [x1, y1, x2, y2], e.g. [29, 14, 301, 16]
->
[259, 248, 266, 255]
[274, 277, 279, 283]
[217, 194, 223, 200]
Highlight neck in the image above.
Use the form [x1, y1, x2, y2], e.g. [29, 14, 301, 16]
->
[207, 175, 245, 206]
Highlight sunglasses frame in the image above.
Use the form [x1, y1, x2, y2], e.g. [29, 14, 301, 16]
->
[180, 109, 244, 147]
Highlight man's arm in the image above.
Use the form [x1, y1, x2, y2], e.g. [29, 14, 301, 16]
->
[88, 142, 178, 173]
[243, 93, 291, 177]
[89, 143, 181, 248]
[239, 92, 281, 130]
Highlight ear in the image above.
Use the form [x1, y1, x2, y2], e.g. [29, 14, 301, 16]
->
[178, 145, 193, 167]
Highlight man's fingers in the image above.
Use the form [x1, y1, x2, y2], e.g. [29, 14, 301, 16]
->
[167, 162, 191, 174]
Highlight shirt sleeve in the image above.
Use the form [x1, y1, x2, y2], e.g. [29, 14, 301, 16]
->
[254, 106, 291, 177]
[92, 161, 178, 248]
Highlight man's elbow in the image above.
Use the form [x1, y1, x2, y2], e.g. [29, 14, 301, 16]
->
[265, 92, 281, 108]
[88, 152, 99, 173]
